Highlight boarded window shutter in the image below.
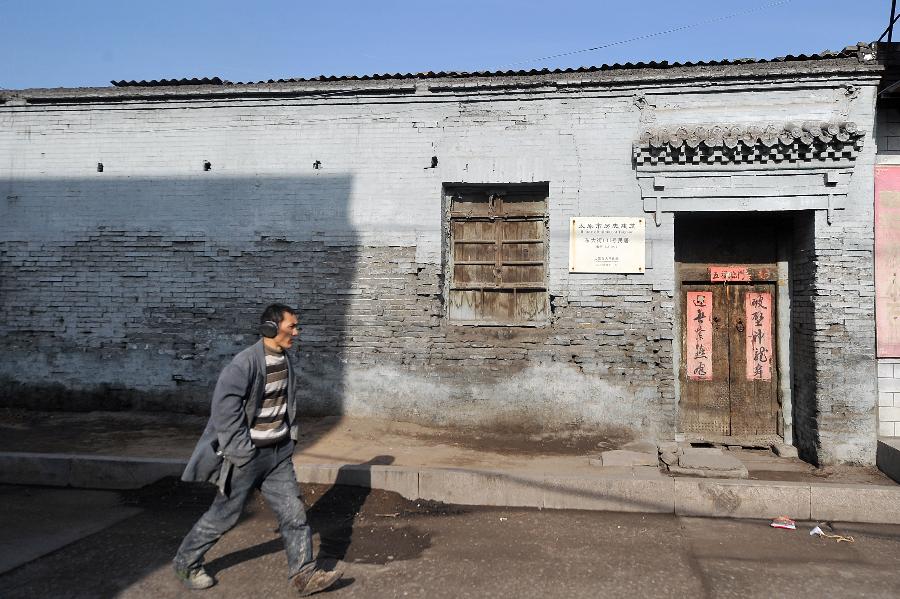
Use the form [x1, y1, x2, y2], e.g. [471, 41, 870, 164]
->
[447, 185, 548, 324]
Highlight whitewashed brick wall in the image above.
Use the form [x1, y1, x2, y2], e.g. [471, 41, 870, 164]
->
[0, 60, 884, 462]
[879, 359, 900, 436]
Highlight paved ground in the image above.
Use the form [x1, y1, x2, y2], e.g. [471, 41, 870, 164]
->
[3, 480, 900, 599]
[0, 486, 140, 573]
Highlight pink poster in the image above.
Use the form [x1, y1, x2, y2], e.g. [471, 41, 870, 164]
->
[875, 167, 900, 357]
[745, 292, 772, 381]
[686, 292, 713, 381]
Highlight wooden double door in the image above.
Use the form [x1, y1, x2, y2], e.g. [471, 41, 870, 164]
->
[680, 282, 778, 437]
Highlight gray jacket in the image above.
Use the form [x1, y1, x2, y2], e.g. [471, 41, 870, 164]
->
[181, 340, 298, 492]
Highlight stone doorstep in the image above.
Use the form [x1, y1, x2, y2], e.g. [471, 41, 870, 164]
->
[671, 447, 750, 479]
[678, 448, 746, 471]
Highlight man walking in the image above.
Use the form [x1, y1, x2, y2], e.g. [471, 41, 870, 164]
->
[173, 303, 342, 595]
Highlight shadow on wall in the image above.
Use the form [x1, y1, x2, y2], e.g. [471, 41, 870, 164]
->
[0, 174, 357, 435]
[790, 211, 820, 466]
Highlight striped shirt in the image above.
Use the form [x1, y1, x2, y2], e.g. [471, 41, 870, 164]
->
[250, 345, 289, 447]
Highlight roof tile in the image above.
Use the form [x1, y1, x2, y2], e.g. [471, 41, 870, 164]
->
[109, 46, 870, 88]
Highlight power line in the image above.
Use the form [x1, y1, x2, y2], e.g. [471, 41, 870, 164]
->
[499, 0, 796, 69]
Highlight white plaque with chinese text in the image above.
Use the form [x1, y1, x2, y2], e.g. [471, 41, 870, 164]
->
[569, 217, 646, 273]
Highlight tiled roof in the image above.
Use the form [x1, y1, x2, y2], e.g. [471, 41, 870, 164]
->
[110, 46, 870, 87]
[111, 77, 226, 87]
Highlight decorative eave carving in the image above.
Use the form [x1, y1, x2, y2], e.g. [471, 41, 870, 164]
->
[633, 122, 865, 168]
[633, 122, 868, 227]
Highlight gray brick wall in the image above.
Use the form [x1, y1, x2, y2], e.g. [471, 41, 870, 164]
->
[810, 211, 878, 464]
[0, 64, 882, 459]
[790, 210, 878, 465]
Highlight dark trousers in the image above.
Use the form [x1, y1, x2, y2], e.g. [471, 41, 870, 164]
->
[174, 438, 314, 578]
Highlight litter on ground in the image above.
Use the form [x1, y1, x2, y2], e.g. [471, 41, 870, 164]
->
[810, 524, 855, 543]
[770, 516, 796, 530]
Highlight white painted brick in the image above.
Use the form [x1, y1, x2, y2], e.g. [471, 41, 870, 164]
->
[879, 378, 900, 394]
[879, 406, 900, 422]
[878, 362, 895, 378]
[879, 421, 895, 437]
[878, 392, 895, 407]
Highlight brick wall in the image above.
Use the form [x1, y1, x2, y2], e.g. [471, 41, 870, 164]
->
[878, 360, 900, 435]
[810, 209, 878, 464]
[787, 80, 880, 464]
[0, 65, 882, 457]
[0, 90, 680, 437]
[790, 209, 879, 464]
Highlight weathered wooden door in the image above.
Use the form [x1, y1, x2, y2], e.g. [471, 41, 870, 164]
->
[681, 282, 778, 436]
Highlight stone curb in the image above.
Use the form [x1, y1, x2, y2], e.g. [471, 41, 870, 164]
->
[0, 452, 188, 490]
[2, 453, 899, 524]
[294, 463, 900, 524]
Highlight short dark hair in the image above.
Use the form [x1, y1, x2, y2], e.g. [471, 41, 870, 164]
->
[260, 303, 297, 325]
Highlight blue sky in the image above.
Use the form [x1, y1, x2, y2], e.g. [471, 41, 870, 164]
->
[0, 0, 890, 89]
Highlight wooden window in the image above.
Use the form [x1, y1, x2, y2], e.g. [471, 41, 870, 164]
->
[445, 184, 549, 325]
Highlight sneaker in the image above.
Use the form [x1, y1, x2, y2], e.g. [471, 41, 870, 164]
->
[173, 564, 216, 590]
[292, 567, 343, 596]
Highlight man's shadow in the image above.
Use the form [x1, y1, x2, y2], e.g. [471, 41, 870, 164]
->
[205, 455, 395, 577]
[308, 455, 395, 569]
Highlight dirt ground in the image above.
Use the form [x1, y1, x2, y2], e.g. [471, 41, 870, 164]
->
[407, 423, 630, 455]
[0, 408, 205, 457]
[1, 408, 895, 485]
[296, 416, 897, 485]
[0, 408, 622, 457]
[294, 414, 638, 475]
